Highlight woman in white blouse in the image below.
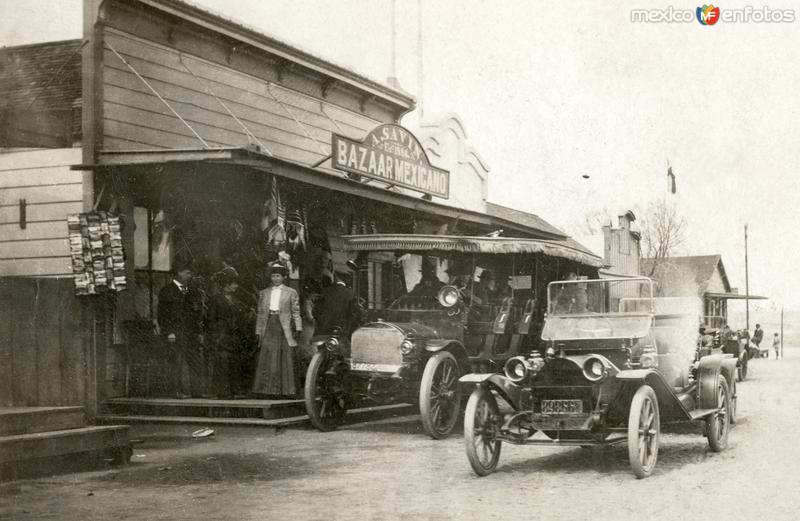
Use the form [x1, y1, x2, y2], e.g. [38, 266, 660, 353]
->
[252, 262, 303, 396]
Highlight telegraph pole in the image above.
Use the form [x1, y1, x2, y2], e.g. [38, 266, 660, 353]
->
[744, 225, 749, 335]
[781, 306, 784, 359]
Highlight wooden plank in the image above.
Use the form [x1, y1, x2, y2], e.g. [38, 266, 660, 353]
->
[11, 279, 38, 406]
[0, 279, 13, 406]
[0, 238, 69, 259]
[0, 406, 84, 436]
[0, 221, 68, 242]
[0, 201, 83, 225]
[0, 184, 83, 206]
[34, 279, 65, 405]
[60, 288, 87, 406]
[0, 166, 82, 189]
[0, 425, 130, 463]
[0, 149, 81, 171]
[0, 257, 72, 277]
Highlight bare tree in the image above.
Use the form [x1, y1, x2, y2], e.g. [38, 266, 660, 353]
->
[641, 199, 686, 277]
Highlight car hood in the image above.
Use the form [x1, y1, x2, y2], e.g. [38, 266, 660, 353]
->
[359, 321, 441, 340]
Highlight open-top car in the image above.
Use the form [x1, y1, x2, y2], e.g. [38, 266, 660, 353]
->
[303, 234, 602, 439]
[460, 277, 738, 478]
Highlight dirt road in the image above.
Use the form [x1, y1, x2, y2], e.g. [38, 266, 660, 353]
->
[2, 351, 798, 521]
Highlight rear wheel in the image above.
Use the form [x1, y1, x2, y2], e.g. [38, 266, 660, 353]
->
[706, 377, 730, 452]
[419, 351, 462, 439]
[464, 387, 502, 476]
[627, 385, 660, 479]
[304, 351, 347, 432]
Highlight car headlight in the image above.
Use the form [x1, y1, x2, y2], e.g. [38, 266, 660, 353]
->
[640, 350, 658, 369]
[582, 356, 608, 382]
[437, 285, 461, 308]
[400, 339, 415, 355]
[504, 356, 531, 383]
[324, 337, 340, 352]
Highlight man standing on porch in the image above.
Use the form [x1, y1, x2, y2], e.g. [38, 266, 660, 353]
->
[157, 263, 201, 398]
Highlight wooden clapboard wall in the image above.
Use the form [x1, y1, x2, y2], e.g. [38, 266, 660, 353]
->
[100, 25, 383, 165]
[0, 148, 82, 277]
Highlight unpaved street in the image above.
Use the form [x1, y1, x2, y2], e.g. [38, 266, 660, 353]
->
[2, 351, 798, 521]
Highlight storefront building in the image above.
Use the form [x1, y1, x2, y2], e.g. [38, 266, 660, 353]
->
[1, 0, 601, 412]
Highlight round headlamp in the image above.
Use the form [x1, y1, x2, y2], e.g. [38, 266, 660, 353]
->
[582, 356, 608, 383]
[324, 337, 340, 352]
[437, 285, 461, 308]
[504, 356, 531, 383]
[399, 339, 415, 355]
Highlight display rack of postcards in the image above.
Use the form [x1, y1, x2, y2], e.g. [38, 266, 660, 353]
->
[67, 212, 127, 296]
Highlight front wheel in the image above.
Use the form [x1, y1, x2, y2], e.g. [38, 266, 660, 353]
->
[706, 377, 730, 452]
[729, 378, 737, 424]
[627, 385, 660, 479]
[419, 351, 462, 439]
[304, 351, 347, 432]
[464, 387, 502, 476]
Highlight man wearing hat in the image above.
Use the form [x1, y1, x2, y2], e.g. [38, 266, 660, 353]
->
[253, 262, 303, 397]
[409, 257, 444, 298]
[157, 262, 199, 397]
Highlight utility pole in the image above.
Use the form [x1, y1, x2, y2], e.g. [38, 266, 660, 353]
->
[744, 224, 749, 335]
[781, 306, 784, 359]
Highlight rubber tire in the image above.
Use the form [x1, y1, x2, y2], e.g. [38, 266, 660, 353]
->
[627, 385, 660, 479]
[706, 377, 730, 452]
[729, 378, 737, 425]
[464, 387, 502, 477]
[304, 351, 346, 432]
[419, 351, 462, 440]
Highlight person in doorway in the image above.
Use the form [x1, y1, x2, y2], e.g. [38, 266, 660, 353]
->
[208, 268, 250, 399]
[773, 332, 781, 359]
[156, 263, 199, 398]
[752, 324, 764, 353]
[252, 262, 303, 397]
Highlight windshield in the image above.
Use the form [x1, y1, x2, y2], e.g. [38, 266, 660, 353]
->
[542, 278, 654, 340]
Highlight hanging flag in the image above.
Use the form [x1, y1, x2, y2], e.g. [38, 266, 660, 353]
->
[667, 166, 677, 194]
[286, 206, 307, 253]
[262, 176, 286, 244]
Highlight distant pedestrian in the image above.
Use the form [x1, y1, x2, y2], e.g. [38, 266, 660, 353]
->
[773, 332, 780, 359]
[753, 324, 764, 351]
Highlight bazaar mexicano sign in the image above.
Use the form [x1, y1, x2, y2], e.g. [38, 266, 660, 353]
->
[332, 124, 450, 199]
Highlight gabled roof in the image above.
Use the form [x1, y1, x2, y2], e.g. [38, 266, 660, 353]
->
[641, 255, 731, 297]
[486, 202, 567, 240]
[0, 39, 83, 111]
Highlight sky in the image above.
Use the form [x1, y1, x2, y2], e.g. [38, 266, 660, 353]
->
[2, 0, 798, 317]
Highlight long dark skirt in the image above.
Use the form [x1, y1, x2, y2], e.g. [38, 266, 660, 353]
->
[252, 315, 296, 396]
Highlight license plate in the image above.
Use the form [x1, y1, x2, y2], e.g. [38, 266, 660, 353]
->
[541, 399, 583, 414]
[349, 362, 400, 373]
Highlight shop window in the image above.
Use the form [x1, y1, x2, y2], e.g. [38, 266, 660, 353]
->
[133, 207, 173, 318]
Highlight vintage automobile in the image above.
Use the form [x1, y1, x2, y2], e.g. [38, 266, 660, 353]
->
[303, 234, 602, 439]
[460, 277, 738, 478]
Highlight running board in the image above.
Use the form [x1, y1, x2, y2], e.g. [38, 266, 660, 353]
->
[499, 435, 627, 446]
[689, 408, 718, 420]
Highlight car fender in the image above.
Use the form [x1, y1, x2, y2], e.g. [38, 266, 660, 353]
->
[615, 369, 692, 421]
[459, 373, 524, 411]
[426, 340, 469, 366]
[698, 353, 735, 408]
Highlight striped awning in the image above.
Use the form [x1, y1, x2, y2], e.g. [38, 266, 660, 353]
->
[341, 234, 604, 268]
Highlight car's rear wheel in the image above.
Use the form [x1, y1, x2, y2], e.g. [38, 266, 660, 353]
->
[627, 385, 660, 479]
[419, 351, 462, 439]
[706, 377, 730, 452]
[464, 387, 502, 476]
[304, 351, 347, 432]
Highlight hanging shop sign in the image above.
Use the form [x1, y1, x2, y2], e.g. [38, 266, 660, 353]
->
[332, 124, 450, 199]
[67, 212, 127, 296]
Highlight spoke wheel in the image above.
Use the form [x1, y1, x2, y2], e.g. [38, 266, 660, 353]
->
[304, 351, 347, 432]
[464, 387, 502, 476]
[419, 351, 462, 439]
[627, 385, 660, 479]
[706, 377, 730, 452]
[729, 378, 737, 425]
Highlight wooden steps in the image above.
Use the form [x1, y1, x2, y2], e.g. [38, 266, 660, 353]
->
[98, 398, 417, 430]
[0, 407, 131, 481]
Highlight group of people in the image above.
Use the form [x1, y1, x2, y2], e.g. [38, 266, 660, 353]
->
[716, 323, 781, 359]
[156, 261, 359, 400]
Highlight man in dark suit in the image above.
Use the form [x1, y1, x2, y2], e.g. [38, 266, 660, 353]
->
[157, 264, 201, 397]
[315, 272, 361, 338]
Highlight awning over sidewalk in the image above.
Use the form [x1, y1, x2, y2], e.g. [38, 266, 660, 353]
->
[73, 147, 568, 241]
[341, 234, 604, 268]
